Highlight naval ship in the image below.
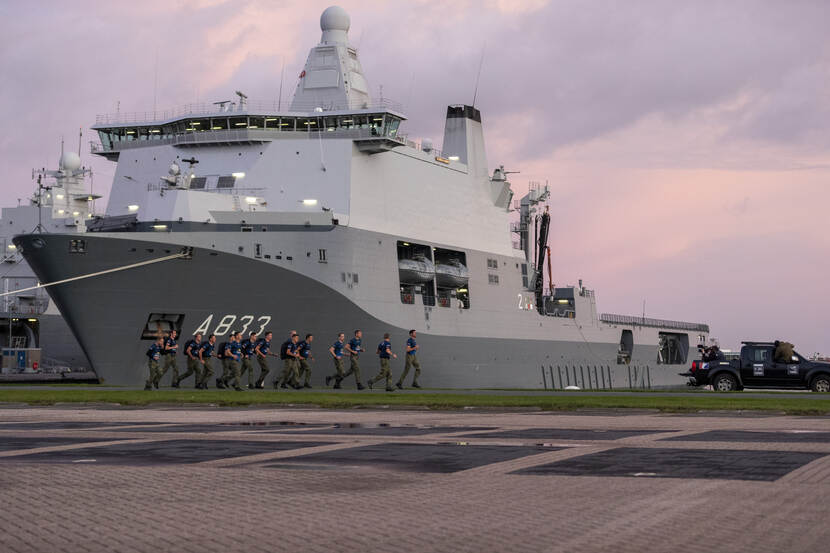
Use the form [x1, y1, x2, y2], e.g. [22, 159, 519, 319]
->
[14, 6, 709, 388]
[0, 146, 94, 371]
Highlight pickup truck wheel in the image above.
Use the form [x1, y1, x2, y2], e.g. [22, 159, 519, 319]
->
[811, 375, 830, 393]
[713, 373, 738, 392]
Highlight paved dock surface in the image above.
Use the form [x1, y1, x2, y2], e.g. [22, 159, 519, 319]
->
[1, 407, 829, 553]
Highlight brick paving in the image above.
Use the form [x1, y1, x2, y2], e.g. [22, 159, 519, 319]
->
[0, 407, 828, 552]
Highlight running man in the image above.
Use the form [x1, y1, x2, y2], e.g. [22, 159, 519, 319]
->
[368, 333, 397, 392]
[197, 334, 217, 390]
[396, 329, 422, 389]
[342, 330, 366, 390]
[173, 333, 202, 388]
[144, 336, 164, 390]
[297, 334, 314, 388]
[325, 332, 346, 389]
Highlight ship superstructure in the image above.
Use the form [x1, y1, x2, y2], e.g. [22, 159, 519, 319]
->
[15, 6, 708, 388]
[0, 147, 95, 370]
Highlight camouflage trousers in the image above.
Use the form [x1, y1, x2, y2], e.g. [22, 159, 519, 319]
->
[278, 358, 300, 387]
[369, 358, 394, 390]
[298, 358, 312, 386]
[225, 359, 242, 389]
[329, 357, 345, 384]
[255, 355, 270, 386]
[145, 359, 160, 389]
[220, 358, 231, 383]
[176, 357, 202, 387]
[158, 354, 179, 384]
[198, 359, 214, 387]
[397, 354, 421, 386]
[342, 355, 362, 385]
[240, 357, 255, 387]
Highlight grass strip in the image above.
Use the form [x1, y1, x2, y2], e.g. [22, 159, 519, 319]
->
[0, 389, 829, 414]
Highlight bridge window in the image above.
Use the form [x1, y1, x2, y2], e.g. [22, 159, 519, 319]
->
[230, 117, 247, 128]
[249, 116, 264, 129]
[189, 119, 209, 132]
[210, 118, 228, 130]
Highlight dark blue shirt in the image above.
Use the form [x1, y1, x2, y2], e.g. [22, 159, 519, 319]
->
[241, 339, 256, 357]
[348, 337, 362, 356]
[147, 343, 162, 361]
[228, 341, 241, 361]
[332, 340, 344, 358]
[200, 342, 215, 359]
[256, 338, 271, 355]
[184, 339, 200, 358]
[378, 340, 392, 359]
[288, 342, 299, 357]
[298, 340, 312, 359]
[406, 337, 417, 355]
[164, 336, 177, 355]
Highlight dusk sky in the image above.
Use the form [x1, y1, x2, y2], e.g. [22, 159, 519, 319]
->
[1, 0, 828, 354]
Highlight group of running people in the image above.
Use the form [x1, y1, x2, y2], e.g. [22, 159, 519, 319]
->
[144, 328, 423, 392]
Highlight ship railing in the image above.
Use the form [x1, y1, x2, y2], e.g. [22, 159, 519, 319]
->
[2, 298, 50, 315]
[600, 313, 710, 333]
[94, 99, 405, 125]
[91, 127, 439, 157]
[146, 183, 266, 195]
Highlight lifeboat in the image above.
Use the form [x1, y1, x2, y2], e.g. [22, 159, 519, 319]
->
[398, 255, 435, 284]
[435, 259, 469, 288]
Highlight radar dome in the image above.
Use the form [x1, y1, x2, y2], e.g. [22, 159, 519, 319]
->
[59, 151, 81, 171]
[320, 6, 350, 32]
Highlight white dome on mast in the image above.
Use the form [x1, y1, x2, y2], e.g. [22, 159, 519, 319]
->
[59, 151, 81, 172]
[320, 6, 350, 33]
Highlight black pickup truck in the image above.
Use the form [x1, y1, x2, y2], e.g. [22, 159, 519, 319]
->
[682, 341, 830, 392]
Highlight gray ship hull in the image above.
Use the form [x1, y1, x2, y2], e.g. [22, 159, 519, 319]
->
[15, 231, 695, 389]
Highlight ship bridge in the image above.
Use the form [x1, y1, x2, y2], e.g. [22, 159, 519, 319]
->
[91, 102, 407, 161]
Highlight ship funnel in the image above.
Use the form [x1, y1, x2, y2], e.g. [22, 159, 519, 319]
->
[441, 105, 488, 178]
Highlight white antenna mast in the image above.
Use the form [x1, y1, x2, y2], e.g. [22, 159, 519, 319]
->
[472, 43, 486, 107]
[278, 58, 285, 111]
[153, 48, 159, 118]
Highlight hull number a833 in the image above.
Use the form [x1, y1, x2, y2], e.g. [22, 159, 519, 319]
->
[193, 314, 272, 337]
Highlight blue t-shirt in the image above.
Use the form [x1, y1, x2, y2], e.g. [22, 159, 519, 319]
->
[164, 336, 177, 355]
[378, 340, 392, 359]
[298, 341, 312, 359]
[348, 337, 362, 356]
[406, 337, 417, 355]
[241, 339, 256, 357]
[147, 343, 162, 361]
[228, 341, 242, 361]
[184, 339, 200, 358]
[200, 342, 215, 359]
[288, 342, 299, 356]
[332, 340, 344, 358]
[256, 338, 271, 355]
